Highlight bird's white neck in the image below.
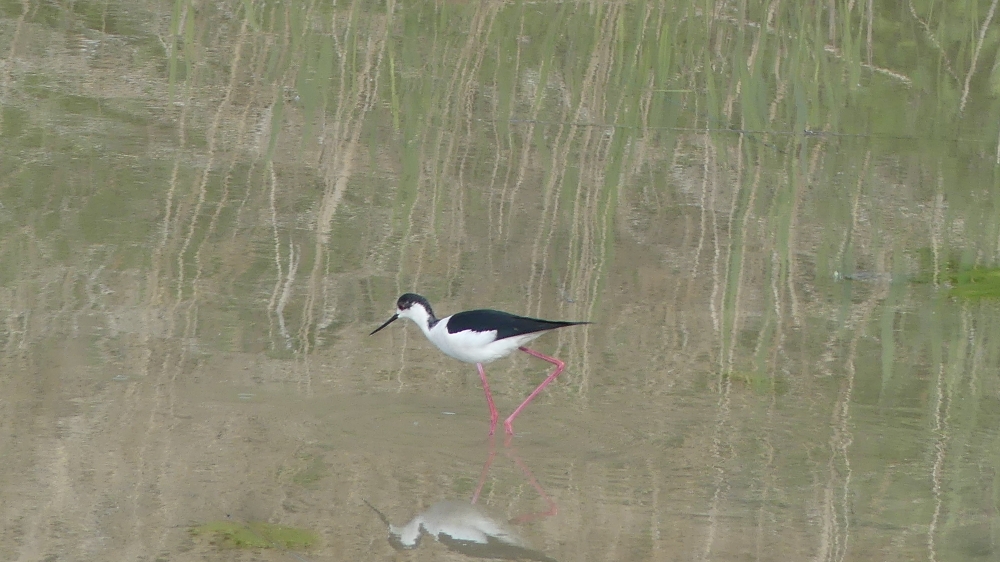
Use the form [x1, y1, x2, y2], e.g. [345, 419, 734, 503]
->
[399, 303, 437, 337]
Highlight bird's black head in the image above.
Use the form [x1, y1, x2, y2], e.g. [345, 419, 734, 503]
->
[370, 293, 437, 336]
[397, 293, 432, 313]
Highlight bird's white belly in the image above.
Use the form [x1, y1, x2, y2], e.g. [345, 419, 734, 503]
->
[428, 327, 542, 364]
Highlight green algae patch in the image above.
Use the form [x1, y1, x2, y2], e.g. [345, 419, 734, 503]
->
[191, 520, 318, 550]
[909, 249, 1000, 299]
[949, 267, 1000, 299]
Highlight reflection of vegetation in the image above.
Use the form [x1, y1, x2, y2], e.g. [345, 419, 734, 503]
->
[191, 520, 318, 550]
[291, 454, 327, 488]
[453, 474, 486, 498]
[731, 371, 789, 396]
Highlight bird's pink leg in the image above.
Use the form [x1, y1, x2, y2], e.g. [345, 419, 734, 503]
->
[477, 363, 500, 435]
[503, 347, 565, 436]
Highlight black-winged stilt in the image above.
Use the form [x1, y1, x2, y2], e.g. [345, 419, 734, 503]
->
[370, 293, 589, 436]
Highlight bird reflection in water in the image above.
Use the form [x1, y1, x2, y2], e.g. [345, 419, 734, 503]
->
[364, 442, 558, 561]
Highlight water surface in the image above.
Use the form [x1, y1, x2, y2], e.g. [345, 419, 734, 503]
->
[0, 1, 998, 561]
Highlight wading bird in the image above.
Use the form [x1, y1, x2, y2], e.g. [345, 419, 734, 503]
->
[370, 293, 588, 436]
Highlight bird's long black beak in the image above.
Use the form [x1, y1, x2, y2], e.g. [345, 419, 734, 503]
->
[370, 313, 399, 335]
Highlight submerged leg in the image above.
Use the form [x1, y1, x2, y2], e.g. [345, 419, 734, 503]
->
[471, 437, 498, 504]
[503, 347, 565, 436]
[477, 363, 500, 435]
[506, 446, 559, 522]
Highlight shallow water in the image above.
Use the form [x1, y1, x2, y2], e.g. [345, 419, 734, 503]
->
[1, 2, 998, 561]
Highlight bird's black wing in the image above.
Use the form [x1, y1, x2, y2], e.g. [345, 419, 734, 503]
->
[446, 309, 589, 341]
